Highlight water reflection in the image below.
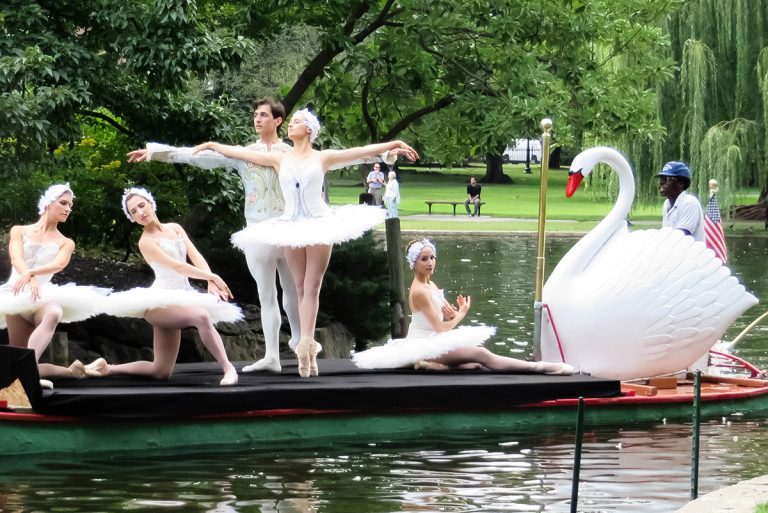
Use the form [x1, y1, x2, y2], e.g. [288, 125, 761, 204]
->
[4, 417, 768, 512]
[1, 235, 766, 512]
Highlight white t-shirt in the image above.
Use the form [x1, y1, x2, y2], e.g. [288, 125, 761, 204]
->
[662, 190, 705, 241]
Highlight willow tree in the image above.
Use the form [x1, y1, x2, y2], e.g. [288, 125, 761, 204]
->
[632, 0, 768, 211]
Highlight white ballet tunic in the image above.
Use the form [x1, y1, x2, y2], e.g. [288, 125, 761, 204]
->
[0, 235, 109, 329]
[106, 238, 243, 323]
[231, 155, 386, 249]
[352, 288, 496, 369]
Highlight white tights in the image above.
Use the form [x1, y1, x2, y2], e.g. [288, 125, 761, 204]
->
[244, 242, 301, 356]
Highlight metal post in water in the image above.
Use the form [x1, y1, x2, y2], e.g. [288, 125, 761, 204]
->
[533, 118, 553, 359]
[571, 396, 585, 513]
[691, 370, 702, 500]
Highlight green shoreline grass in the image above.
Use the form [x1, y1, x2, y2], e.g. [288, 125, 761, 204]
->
[328, 163, 766, 236]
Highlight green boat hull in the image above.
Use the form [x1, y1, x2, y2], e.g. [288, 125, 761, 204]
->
[3, 392, 768, 457]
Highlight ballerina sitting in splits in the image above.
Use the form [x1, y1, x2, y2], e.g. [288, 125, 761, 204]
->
[353, 238, 574, 374]
[87, 187, 241, 386]
[191, 108, 418, 378]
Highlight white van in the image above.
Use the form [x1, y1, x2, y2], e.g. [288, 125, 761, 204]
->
[502, 139, 541, 163]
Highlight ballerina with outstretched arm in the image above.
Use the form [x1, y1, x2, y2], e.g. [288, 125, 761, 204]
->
[192, 108, 418, 377]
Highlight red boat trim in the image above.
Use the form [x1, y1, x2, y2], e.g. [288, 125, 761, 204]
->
[709, 350, 762, 377]
[4, 384, 768, 424]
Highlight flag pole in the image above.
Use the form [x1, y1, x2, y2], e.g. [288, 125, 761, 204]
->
[532, 118, 553, 360]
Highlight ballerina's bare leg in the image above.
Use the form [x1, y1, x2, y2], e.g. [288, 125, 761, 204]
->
[6, 304, 87, 379]
[100, 325, 181, 380]
[431, 347, 573, 374]
[284, 244, 332, 377]
[92, 306, 237, 385]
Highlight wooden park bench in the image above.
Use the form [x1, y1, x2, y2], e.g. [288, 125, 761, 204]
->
[424, 200, 485, 216]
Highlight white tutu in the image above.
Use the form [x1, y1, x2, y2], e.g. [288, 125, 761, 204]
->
[353, 325, 497, 369]
[0, 283, 111, 329]
[105, 287, 243, 324]
[231, 204, 385, 249]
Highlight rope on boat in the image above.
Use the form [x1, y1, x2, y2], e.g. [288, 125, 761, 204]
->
[542, 303, 567, 363]
[728, 307, 768, 348]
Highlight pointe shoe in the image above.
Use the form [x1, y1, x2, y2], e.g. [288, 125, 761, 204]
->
[68, 360, 88, 379]
[295, 337, 312, 378]
[84, 358, 109, 377]
[414, 360, 449, 371]
[242, 357, 281, 373]
[39, 379, 54, 390]
[220, 365, 238, 386]
[309, 342, 322, 377]
[538, 362, 575, 376]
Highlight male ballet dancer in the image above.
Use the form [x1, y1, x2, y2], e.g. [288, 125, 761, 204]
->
[128, 98, 397, 372]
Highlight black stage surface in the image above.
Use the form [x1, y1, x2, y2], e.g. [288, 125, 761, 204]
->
[2, 347, 621, 419]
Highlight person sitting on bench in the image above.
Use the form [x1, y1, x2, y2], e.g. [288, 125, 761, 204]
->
[465, 176, 482, 217]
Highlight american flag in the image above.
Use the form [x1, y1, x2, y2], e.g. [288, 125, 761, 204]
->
[704, 193, 728, 263]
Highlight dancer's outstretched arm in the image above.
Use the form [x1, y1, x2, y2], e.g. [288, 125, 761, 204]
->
[322, 141, 418, 171]
[191, 142, 282, 170]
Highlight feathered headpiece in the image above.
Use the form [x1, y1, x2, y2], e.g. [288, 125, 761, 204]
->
[38, 183, 74, 215]
[406, 238, 436, 269]
[121, 187, 156, 220]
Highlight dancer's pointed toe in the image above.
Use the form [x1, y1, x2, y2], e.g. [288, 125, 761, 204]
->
[309, 341, 322, 377]
[242, 358, 281, 373]
[295, 337, 312, 378]
[220, 365, 238, 386]
[84, 358, 109, 377]
[68, 360, 88, 379]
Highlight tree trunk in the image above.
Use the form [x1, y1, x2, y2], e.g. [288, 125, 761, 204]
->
[483, 149, 512, 183]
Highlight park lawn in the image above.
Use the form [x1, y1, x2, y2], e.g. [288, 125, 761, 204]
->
[326, 162, 765, 234]
[756, 503, 768, 513]
[328, 163, 658, 221]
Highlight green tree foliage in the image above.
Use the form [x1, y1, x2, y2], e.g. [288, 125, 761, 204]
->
[203, 0, 679, 182]
[0, 0, 252, 173]
[633, 0, 768, 207]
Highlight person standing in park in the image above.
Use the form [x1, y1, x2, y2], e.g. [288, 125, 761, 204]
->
[126, 98, 300, 373]
[366, 162, 386, 206]
[383, 170, 400, 218]
[658, 161, 704, 241]
[464, 176, 482, 216]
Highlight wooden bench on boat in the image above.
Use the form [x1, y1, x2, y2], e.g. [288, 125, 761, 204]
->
[424, 200, 485, 216]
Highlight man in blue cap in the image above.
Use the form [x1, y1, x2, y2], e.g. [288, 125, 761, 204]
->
[658, 161, 704, 241]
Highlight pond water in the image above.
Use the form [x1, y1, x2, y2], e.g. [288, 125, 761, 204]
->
[1, 234, 767, 513]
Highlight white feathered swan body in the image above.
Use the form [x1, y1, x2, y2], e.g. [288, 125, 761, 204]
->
[540, 147, 758, 380]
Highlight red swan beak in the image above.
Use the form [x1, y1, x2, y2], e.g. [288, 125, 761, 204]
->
[566, 170, 584, 198]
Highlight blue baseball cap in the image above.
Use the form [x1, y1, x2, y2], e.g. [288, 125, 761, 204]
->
[657, 161, 691, 179]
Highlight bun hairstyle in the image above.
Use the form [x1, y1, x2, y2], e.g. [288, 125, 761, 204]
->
[37, 183, 74, 215]
[406, 238, 436, 269]
[121, 187, 157, 220]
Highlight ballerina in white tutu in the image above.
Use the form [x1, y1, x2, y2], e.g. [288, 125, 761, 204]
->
[1, 183, 108, 383]
[353, 239, 574, 374]
[192, 109, 418, 378]
[89, 187, 240, 386]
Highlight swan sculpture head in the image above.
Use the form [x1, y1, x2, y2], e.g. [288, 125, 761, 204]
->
[540, 146, 757, 380]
